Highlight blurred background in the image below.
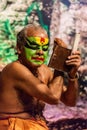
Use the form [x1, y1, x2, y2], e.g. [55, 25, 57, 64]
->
[0, 0, 87, 129]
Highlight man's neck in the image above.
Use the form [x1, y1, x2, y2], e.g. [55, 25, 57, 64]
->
[17, 59, 39, 76]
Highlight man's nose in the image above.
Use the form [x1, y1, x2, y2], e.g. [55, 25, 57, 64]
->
[36, 46, 44, 55]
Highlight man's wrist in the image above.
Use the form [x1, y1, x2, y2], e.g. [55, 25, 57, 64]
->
[68, 72, 79, 80]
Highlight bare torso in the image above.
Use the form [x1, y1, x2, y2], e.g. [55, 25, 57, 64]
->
[0, 62, 44, 119]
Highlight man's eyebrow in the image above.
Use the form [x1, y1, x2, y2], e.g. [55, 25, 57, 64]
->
[43, 44, 49, 46]
[26, 38, 32, 43]
[26, 38, 37, 45]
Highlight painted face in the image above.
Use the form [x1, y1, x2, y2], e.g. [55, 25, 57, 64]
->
[24, 36, 49, 65]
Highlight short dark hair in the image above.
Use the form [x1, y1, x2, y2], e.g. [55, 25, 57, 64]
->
[17, 28, 25, 49]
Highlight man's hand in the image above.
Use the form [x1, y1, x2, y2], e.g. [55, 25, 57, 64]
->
[37, 64, 53, 84]
[65, 50, 81, 78]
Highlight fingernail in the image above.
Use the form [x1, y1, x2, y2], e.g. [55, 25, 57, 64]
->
[68, 56, 70, 59]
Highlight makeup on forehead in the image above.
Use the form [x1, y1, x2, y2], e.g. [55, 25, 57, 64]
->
[26, 36, 49, 46]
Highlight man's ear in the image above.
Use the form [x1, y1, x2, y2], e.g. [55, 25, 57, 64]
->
[17, 48, 21, 54]
[16, 44, 24, 55]
[16, 45, 23, 54]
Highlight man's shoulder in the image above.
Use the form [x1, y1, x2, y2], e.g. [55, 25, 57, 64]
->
[6, 61, 26, 69]
[2, 61, 28, 75]
[2, 61, 21, 70]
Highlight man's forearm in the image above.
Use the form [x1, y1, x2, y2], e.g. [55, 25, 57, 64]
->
[61, 76, 79, 106]
[49, 76, 64, 101]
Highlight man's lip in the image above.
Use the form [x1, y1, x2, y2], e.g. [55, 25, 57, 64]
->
[31, 57, 44, 61]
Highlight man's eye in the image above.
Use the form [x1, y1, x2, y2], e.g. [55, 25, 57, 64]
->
[24, 40, 39, 50]
[31, 43, 38, 48]
[27, 40, 37, 47]
[42, 45, 49, 51]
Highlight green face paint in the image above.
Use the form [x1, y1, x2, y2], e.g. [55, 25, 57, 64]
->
[24, 37, 49, 65]
[27, 37, 49, 46]
[24, 36, 49, 51]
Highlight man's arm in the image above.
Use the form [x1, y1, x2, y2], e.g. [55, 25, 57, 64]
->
[61, 76, 79, 106]
[48, 76, 64, 102]
[7, 62, 62, 105]
[37, 64, 65, 102]
[48, 70, 78, 106]
[54, 50, 81, 106]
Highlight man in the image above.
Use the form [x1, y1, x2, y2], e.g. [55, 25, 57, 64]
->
[0, 24, 81, 130]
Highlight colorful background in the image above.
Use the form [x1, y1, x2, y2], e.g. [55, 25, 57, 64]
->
[0, 0, 87, 129]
